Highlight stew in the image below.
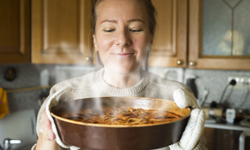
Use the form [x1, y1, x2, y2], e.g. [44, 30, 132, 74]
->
[60, 107, 184, 125]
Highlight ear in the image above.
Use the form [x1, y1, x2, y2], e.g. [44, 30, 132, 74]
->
[92, 35, 98, 52]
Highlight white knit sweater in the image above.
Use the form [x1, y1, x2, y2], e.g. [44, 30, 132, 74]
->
[34, 68, 207, 150]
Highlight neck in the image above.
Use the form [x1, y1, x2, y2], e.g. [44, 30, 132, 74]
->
[103, 68, 141, 89]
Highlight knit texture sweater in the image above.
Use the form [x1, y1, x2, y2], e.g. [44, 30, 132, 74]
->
[35, 68, 206, 150]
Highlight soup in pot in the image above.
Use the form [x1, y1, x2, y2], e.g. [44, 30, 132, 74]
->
[60, 107, 184, 125]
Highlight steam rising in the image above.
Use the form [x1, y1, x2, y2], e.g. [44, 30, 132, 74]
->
[43, 39, 182, 121]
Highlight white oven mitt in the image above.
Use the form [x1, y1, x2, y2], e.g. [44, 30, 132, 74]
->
[169, 88, 205, 150]
[45, 87, 80, 150]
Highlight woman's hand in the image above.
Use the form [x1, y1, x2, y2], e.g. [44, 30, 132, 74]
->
[36, 109, 58, 150]
[169, 88, 206, 150]
[39, 108, 56, 141]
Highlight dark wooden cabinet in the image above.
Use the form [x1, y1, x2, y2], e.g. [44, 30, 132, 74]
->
[149, 0, 188, 68]
[1, 0, 250, 70]
[0, 0, 31, 64]
[32, 0, 93, 64]
[202, 128, 250, 150]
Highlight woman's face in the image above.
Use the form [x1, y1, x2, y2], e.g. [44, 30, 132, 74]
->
[93, 0, 153, 74]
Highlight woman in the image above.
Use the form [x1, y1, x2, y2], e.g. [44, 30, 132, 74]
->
[34, 0, 207, 149]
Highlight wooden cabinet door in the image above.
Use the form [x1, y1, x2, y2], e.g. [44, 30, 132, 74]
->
[0, 0, 31, 64]
[189, 0, 250, 70]
[149, 0, 187, 67]
[32, 0, 92, 64]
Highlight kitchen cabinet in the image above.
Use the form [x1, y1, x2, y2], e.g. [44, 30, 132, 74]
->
[0, 0, 31, 64]
[189, 0, 250, 70]
[149, 0, 188, 68]
[202, 128, 241, 150]
[2, 0, 250, 69]
[150, 0, 250, 70]
[202, 123, 250, 150]
[32, 0, 93, 64]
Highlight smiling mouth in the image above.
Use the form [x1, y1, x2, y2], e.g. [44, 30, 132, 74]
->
[111, 53, 134, 59]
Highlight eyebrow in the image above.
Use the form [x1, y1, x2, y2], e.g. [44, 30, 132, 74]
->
[128, 19, 145, 24]
[100, 19, 117, 24]
[100, 19, 145, 24]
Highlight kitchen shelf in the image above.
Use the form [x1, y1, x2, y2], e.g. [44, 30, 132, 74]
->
[6, 86, 51, 93]
[205, 122, 250, 131]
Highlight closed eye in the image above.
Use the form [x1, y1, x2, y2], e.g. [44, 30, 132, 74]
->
[104, 29, 115, 32]
[129, 29, 143, 32]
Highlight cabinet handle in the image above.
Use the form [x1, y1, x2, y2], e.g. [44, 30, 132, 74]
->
[85, 57, 90, 61]
[189, 61, 197, 66]
[176, 60, 183, 65]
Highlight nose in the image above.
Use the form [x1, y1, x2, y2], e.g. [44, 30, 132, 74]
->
[116, 29, 131, 47]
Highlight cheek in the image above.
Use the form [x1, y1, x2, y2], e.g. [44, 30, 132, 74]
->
[96, 37, 112, 62]
[96, 36, 114, 52]
[133, 36, 151, 55]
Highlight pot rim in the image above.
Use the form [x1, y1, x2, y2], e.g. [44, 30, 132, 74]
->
[51, 98, 191, 128]
[51, 112, 190, 128]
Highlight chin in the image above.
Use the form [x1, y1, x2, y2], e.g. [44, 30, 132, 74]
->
[106, 65, 140, 75]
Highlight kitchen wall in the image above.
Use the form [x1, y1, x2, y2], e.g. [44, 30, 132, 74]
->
[0, 64, 95, 114]
[185, 68, 250, 110]
[0, 64, 55, 114]
[150, 67, 250, 111]
[1, 64, 250, 116]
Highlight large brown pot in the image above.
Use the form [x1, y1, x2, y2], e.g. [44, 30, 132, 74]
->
[51, 97, 191, 150]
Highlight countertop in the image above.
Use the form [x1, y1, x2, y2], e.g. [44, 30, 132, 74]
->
[205, 119, 250, 131]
